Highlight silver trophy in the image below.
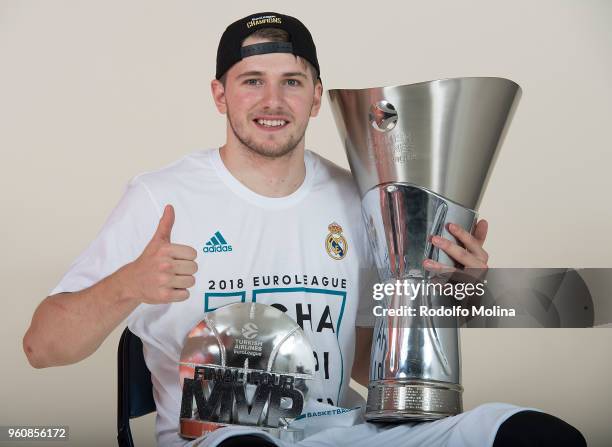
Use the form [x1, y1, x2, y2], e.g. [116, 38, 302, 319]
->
[328, 77, 521, 421]
[179, 302, 316, 441]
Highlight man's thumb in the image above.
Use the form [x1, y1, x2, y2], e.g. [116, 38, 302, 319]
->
[153, 205, 175, 242]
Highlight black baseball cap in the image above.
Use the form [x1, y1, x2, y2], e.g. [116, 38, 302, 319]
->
[216, 12, 320, 80]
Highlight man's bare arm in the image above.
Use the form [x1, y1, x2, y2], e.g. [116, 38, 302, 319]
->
[24, 266, 141, 368]
[23, 205, 197, 368]
[352, 326, 373, 387]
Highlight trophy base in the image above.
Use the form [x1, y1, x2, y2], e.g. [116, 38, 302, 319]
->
[180, 419, 304, 442]
[366, 379, 463, 422]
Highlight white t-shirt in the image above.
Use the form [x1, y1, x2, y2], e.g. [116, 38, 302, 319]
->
[51, 148, 377, 446]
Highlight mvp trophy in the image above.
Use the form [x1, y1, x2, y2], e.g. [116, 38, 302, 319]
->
[179, 302, 316, 442]
[328, 77, 521, 421]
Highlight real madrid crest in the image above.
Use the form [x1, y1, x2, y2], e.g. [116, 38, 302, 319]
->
[325, 222, 348, 260]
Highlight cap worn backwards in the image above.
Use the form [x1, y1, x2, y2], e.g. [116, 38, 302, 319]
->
[215, 12, 320, 80]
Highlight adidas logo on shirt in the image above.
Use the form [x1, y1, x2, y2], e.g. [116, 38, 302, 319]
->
[203, 231, 233, 253]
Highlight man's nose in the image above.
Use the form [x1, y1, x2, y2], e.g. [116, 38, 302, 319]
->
[260, 82, 284, 109]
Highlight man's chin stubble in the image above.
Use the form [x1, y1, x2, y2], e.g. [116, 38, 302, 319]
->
[228, 116, 304, 159]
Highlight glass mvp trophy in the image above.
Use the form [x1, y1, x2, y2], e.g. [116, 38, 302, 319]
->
[328, 77, 521, 421]
[179, 302, 316, 442]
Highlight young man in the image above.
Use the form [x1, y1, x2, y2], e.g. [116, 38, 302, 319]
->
[24, 12, 584, 447]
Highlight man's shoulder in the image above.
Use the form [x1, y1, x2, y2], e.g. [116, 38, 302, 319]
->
[307, 150, 359, 197]
[129, 149, 213, 189]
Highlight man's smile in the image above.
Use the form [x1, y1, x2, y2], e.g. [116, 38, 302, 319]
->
[253, 115, 290, 131]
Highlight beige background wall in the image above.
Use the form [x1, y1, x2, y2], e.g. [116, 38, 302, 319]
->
[1, 0, 611, 446]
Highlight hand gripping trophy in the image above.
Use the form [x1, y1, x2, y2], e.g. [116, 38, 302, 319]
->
[329, 77, 521, 421]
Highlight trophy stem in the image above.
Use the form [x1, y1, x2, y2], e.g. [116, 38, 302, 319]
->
[361, 184, 474, 422]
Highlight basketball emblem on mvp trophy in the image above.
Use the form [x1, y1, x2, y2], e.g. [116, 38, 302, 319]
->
[325, 222, 347, 260]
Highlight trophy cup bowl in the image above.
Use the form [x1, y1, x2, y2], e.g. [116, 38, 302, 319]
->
[328, 77, 521, 422]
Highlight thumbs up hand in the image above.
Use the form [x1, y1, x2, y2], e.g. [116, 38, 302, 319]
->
[124, 205, 198, 305]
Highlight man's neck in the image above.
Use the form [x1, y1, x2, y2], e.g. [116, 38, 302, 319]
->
[219, 143, 306, 198]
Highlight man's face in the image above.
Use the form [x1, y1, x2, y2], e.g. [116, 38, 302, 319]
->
[212, 37, 322, 159]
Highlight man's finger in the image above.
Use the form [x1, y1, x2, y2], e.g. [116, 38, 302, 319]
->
[169, 244, 198, 261]
[472, 219, 488, 244]
[432, 236, 488, 268]
[170, 275, 195, 289]
[447, 223, 488, 261]
[169, 289, 190, 302]
[423, 259, 457, 274]
[153, 205, 175, 242]
[172, 259, 198, 275]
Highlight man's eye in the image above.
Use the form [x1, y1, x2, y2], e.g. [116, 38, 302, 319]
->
[245, 79, 262, 86]
[285, 79, 302, 87]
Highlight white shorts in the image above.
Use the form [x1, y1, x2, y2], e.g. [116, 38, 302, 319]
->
[181, 403, 534, 447]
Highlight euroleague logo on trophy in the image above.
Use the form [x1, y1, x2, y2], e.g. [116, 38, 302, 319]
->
[178, 303, 316, 441]
[369, 100, 398, 132]
[241, 322, 258, 339]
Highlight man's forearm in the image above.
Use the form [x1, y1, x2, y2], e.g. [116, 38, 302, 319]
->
[23, 264, 140, 368]
[24, 208, 198, 369]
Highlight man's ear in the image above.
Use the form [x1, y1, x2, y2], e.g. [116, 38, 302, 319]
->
[211, 79, 227, 114]
[310, 79, 323, 118]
